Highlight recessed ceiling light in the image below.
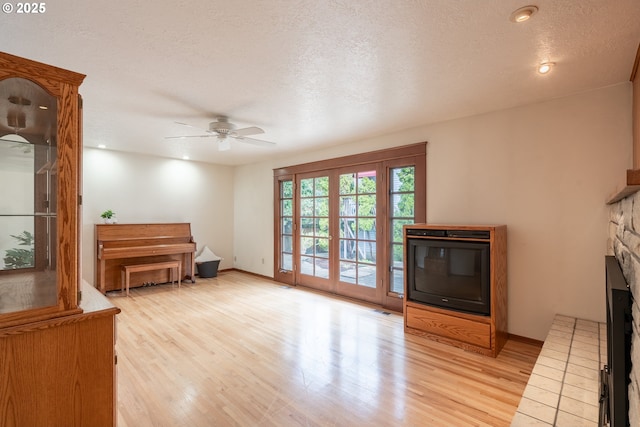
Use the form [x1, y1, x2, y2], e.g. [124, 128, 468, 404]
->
[98, 144, 106, 149]
[538, 62, 555, 74]
[38, 105, 48, 110]
[182, 155, 190, 160]
[510, 5, 538, 23]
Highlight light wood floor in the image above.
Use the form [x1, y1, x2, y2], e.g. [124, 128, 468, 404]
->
[111, 270, 541, 427]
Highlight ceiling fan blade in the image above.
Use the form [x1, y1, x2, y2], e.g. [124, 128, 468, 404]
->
[233, 136, 276, 147]
[174, 121, 202, 130]
[165, 134, 215, 139]
[232, 126, 264, 137]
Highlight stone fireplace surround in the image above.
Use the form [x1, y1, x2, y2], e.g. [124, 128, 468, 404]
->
[608, 191, 640, 426]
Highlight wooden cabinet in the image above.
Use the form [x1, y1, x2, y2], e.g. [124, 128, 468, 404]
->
[0, 52, 120, 426]
[403, 224, 507, 357]
[0, 282, 120, 427]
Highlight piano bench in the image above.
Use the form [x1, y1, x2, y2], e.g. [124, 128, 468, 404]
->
[121, 260, 181, 296]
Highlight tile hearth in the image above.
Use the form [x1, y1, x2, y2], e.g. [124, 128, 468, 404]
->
[511, 315, 606, 427]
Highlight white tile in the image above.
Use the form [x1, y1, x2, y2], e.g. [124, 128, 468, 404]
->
[570, 340, 598, 353]
[516, 397, 557, 424]
[542, 340, 570, 354]
[575, 319, 599, 332]
[523, 384, 560, 408]
[547, 329, 574, 341]
[535, 355, 567, 371]
[568, 354, 600, 370]
[570, 347, 599, 362]
[558, 395, 599, 422]
[550, 323, 574, 334]
[572, 330, 599, 343]
[532, 360, 565, 379]
[561, 383, 599, 407]
[565, 364, 599, 382]
[539, 347, 570, 362]
[526, 374, 563, 394]
[555, 410, 598, 427]
[563, 372, 598, 393]
[510, 411, 553, 427]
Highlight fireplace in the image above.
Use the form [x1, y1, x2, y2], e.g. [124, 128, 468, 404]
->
[599, 256, 632, 427]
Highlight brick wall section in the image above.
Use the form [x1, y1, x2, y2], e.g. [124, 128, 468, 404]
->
[608, 192, 640, 426]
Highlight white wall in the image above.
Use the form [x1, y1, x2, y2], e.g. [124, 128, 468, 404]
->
[233, 83, 632, 340]
[82, 148, 234, 283]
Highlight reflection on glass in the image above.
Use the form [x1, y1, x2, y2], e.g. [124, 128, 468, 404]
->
[0, 77, 58, 314]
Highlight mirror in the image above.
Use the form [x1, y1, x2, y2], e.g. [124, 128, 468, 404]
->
[0, 77, 58, 314]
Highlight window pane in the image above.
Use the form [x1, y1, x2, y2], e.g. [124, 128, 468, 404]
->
[358, 241, 376, 263]
[339, 195, 356, 216]
[282, 236, 292, 253]
[391, 269, 404, 294]
[358, 264, 376, 288]
[300, 256, 314, 275]
[357, 195, 376, 217]
[316, 218, 329, 237]
[315, 258, 329, 278]
[281, 180, 293, 198]
[281, 199, 292, 216]
[315, 238, 329, 258]
[391, 166, 415, 192]
[314, 197, 328, 216]
[314, 177, 329, 196]
[339, 239, 357, 261]
[392, 219, 414, 243]
[340, 261, 357, 284]
[300, 198, 314, 217]
[357, 218, 376, 236]
[339, 173, 355, 195]
[300, 218, 314, 235]
[301, 237, 314, 255]
[281, 217, 292, 234]
[392, 193, 414, 217]
[300, 178, 314, 197]
[357, 172, 376, 194]
[392, 242, 403, 263]
[282, 254, 293, 271]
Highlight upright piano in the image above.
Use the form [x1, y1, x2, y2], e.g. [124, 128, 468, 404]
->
[95, 223, 197, 293]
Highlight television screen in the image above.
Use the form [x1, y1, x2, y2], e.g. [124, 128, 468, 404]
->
[407, 238, 490, 315]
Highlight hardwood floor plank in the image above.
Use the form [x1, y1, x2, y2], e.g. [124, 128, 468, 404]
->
[111, 271, 540, 426]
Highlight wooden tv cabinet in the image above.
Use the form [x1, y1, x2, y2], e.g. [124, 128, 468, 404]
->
[403, 224, 507, 357]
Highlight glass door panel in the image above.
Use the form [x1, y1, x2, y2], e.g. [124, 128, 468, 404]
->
[336, 169, 379, 301]
[279, 180, 293, 272]
[298, 175, 331, 288]
[389, 166, 416, 295]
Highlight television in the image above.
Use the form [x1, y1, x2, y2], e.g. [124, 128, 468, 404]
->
[406, 238, 491, 316]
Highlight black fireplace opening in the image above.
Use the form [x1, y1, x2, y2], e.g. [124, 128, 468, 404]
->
[600, 256, 633, 427]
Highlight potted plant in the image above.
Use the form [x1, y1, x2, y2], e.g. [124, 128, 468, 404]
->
[100, 210, 117, 224]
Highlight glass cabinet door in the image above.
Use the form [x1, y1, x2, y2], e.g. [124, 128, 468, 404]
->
[0, 78, 58, 314]
[0, 52, 85, 327]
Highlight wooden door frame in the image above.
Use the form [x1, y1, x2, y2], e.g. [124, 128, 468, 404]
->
[273, 142, 427, 310]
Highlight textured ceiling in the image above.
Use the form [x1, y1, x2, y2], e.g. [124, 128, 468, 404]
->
[1, 0, 639, 165]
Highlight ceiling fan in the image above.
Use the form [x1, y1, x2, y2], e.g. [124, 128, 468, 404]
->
[165, 116, 275, 151]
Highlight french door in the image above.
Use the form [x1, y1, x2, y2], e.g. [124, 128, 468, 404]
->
[273, 143, 426, 309]
[296, 167, 381, 302]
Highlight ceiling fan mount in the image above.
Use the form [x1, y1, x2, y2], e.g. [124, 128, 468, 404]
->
[166, 116, 275, 151]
